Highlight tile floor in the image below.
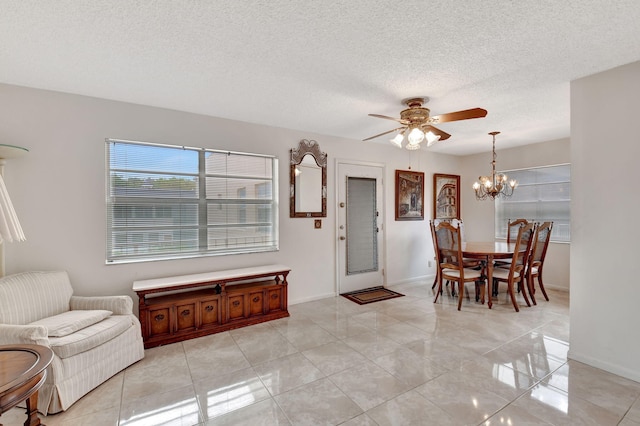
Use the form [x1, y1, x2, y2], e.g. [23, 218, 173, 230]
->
[4, 282, 640, 425]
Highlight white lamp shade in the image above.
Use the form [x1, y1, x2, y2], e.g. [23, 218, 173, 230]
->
[390, 133, 404, 148]
[407, 127, 425, 145]
[0, 174, 26, 243]
[425, 131, 441, 147]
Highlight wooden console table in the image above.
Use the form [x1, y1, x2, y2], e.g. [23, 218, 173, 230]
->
[0, 344, 53, 426]
[133, 264, 290, 348]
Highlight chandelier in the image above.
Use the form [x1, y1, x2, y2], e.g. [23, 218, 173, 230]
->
[473, 131, 517, 200]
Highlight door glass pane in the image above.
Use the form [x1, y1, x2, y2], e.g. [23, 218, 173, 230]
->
[346, 177, 378, 274]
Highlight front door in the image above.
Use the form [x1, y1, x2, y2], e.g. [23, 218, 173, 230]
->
[337, 161, 384, 294]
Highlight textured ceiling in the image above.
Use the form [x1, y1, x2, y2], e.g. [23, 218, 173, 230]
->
[1, 1, 639, 155]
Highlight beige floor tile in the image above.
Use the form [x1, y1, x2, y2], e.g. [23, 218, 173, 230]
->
[51, 371, 123, 419]
[311, 315, 373, 339]
[302, 340, 368, 376]
[541, 360, 640, 418]
[123, 358, 193, 401]
[342, 331, 402, 360]
[329, 360, 411, 411]
[481, 404, 553, 425]
[350, 311, 402, 330]
[373, 345, 444, 387]
[203, 398, 290, 425]
[627, 396, 640, 422]
[253, 352, 325, 396]
[120, 384, 202, 426]
[340, 413, 379, 425]
[415, 371, 511, 425]
[193, 366, 270, 421]
[274, 377, 362, 425]
[230, 324, 298, 365]
[512, 382, 623, 425]
[271, 318, 337, 351]
[127, 342, 187, 374]
[183, 332, 251, 380]
[366, 389, 457, 426]
[44, 406, 121, 426]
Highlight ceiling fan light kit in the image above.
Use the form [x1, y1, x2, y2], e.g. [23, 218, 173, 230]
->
[364, 97, 487, 150]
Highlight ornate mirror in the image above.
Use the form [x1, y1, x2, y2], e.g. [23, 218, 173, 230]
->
[290, 139, 327, 217]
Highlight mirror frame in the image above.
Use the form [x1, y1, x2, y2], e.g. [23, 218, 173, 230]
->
[290, 139, 327, 218]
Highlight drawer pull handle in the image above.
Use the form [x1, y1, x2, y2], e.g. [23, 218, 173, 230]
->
[154, 314, 165, 321]
[271, 294, 278, 299]
[253, 296, 260, 303]
[205, 305, 214, 312]
[232, 300, 240, 307]
[181, 309, 190, 316]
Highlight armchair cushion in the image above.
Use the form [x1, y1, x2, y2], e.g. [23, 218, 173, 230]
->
[30, 310, 112, 337]
[48, 315, 133, 358]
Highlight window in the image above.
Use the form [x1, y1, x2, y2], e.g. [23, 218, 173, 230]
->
[106, 139, 278, 263]
[495, 163, 570, 242]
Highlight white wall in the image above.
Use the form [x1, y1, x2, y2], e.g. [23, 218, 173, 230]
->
[570, 61, 640, 382]
[0, 83, 464, 307]
[459, 138, 571, 291]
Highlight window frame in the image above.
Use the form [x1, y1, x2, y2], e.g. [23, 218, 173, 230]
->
[494, 163, 571, 243]
[105, 139, 279, 264]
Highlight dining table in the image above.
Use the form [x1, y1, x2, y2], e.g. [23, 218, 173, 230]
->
[462, 241, 521, 309]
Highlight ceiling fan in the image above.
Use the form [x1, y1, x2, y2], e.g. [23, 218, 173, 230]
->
[363, 97, 488, 150]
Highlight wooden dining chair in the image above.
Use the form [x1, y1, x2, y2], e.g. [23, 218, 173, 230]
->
[430, 219, 480, 296]
[526, 221, 554, 304]
[431, 221, 485, 310]
[492, 222, 535, 311]
[493, 218, 531, 277]
[507, 218, 530, 242]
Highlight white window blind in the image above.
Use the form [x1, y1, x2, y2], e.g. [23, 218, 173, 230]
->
[495, 163, 570, 242]
[106, 139, 278, 263]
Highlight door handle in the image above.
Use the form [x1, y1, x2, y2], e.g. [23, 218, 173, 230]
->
[339, 236, 346, 240]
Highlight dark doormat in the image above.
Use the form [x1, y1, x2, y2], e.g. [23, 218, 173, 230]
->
[340, 286, 405, 305]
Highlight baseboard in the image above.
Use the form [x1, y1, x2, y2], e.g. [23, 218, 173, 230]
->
[543, 283, 570, 292]
[568, 350, 640, 384]
[289, 292, 336, 305]
[386, 274, 435, 287]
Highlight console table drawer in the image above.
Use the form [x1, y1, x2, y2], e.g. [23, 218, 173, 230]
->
[148, 307, 171, 338]
[176, 302, 196, 332]
[199, 298, 220, 327]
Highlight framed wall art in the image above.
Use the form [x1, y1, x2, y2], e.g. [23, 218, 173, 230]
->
[395, 170, 424, 221]
[433, 173, 460, 220]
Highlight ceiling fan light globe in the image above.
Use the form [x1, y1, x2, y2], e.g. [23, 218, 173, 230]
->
[407, 127, 425, 145]
[390, 133, 404, 148]
[425, 131, 440, 146]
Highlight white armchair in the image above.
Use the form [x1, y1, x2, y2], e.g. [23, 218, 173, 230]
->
[0, 271, 144, 414]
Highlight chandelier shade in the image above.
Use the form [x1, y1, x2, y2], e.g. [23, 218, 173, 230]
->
[473, 132, 517, 200]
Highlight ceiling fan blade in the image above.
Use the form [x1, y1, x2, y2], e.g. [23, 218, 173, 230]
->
[362, 126, 406, 141]
[422, 125, 451, 141]
[428, 108, 488, 124]
[368, 114, 409, 125]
